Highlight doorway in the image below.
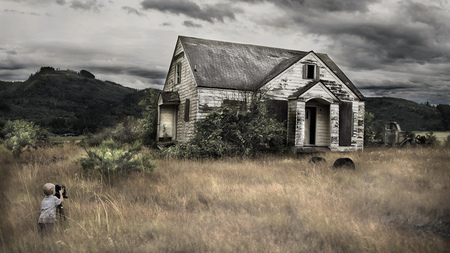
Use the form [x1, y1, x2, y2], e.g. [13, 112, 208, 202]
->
[304, 107, 316, 145]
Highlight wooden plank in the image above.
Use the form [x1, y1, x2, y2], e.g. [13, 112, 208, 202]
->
[339, 102, 353, 146]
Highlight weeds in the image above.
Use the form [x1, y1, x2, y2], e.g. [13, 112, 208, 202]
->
[1, 145, 449, 252]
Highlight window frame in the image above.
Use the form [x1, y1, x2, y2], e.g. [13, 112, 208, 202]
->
[175, 62, 182, 84]
[303, 64, 319, 80]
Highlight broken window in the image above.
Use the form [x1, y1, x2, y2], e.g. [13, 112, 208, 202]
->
[175, 62, 182, 84]
[184, 99, 190, 122]
[303, 64, 319, 80]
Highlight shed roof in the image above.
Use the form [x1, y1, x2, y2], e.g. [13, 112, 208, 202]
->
[178, 36, 365, 100]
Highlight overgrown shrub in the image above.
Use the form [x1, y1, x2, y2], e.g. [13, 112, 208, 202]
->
[139, 89, 159, 147]
[1, 120, 48, 157]
[163, 101, 286, 159]
[84, 116, 144, 146]
[424, 132, 438, 145]
[78, 139, 154, 177]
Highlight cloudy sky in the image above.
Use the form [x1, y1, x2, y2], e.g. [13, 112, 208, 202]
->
[1, 0, 449, 104]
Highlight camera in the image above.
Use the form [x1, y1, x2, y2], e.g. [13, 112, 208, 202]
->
[55, 184, 68, 221]
[55, 184, 68, 199]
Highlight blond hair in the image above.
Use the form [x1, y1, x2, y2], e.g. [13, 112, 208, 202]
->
[43, 183, 55, 196]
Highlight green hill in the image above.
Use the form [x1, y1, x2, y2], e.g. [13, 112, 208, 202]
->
[0, 67, 155, 134]
[365, 97, 448, 131]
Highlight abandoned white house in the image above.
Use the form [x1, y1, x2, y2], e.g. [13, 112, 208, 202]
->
[157, 36, 365, 152]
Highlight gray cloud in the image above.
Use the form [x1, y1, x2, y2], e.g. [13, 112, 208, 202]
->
[122, 6, 145, 16]
[70, 0, 104, 12]
[232, 0, 378, 12]
[183, 20, 202, 28]
[4, 9, 40, 16]
[141, 0, 241, 23]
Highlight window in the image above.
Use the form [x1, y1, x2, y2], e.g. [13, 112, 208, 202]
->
[175, 62, 182, 84]
[303, 64, 318, 80]
[184, 99, 190, 122]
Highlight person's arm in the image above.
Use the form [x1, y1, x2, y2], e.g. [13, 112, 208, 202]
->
[58, 189, 64, 203]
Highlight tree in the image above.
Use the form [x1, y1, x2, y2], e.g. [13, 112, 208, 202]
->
[139, 89, 160, 147]
[364, 111, 376, 146]
[1, 120, 48, 157]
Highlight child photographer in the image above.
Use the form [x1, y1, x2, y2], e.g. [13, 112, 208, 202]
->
[37, 183, 64, 233]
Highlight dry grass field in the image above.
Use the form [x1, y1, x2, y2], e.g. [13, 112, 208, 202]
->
[0, 144, 449, 252]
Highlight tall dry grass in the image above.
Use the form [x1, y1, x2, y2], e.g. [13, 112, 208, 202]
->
[0, 144, 449, 252]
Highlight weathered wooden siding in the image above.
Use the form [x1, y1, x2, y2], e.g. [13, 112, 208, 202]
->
[294, 101, 306, 146]
[287, 100, 298, 145]
[164, 39, 198, 142]
[330, 103, 340, 150]
[355, 101, 365, 150]
[197, 88, 252, 120]
[261, 53, 356, 102]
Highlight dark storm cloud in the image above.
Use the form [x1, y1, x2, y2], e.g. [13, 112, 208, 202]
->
[232, 0, 377, 12]
[257, 0, 450, 71]
[141, 0, 241, 23]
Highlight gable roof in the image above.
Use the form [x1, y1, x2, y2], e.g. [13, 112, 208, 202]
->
[179, 36, 308, 91]
[178, 36, 364, 100]
[288, 80, 339, 103]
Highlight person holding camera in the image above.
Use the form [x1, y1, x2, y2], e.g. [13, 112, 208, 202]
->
[38, 183, 64, 233]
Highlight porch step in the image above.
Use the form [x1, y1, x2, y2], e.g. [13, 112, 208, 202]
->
[294, 146, 330, 154]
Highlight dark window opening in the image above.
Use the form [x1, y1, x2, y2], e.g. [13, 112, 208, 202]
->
[223, 99, 247, 110]
[306, 65, 315, 79]
[184, 99, 190, 122]
[265, 100, 288, 126]
[175, 62, 182, 84]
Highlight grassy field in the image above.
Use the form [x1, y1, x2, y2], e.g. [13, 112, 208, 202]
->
[0, 144, 449, 252]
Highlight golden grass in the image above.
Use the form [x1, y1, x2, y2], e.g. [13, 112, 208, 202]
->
[1, 144, 449, 252]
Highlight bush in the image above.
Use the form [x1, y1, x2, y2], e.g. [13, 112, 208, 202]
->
[424, 132, 438, 145]
[78, 139, 154, 178]
[163, 101, 286, 159]
[84, 117, 144, 147]
[1, 120, 48, 157]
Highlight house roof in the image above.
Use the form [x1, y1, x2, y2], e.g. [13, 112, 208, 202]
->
[178, 36, 365, 100]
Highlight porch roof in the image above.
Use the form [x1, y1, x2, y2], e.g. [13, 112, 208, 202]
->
[159, 91, 180, 105]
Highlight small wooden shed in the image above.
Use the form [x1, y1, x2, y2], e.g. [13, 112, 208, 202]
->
[157, 36, 365, 152]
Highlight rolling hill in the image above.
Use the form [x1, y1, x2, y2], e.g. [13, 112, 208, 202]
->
[0, 67, 154, 134]
[365, 97, 449, 131]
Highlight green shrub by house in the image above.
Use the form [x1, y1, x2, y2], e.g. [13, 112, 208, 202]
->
[164, 101, 286, 159]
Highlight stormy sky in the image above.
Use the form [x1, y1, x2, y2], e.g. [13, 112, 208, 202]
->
[1, 0, 449, 104]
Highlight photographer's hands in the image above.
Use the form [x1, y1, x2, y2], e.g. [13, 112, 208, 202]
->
[59, 189, 64, 202]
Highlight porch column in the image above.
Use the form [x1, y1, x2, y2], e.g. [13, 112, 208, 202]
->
[330, 103, 339, 151]
[294, 100, 306, 147]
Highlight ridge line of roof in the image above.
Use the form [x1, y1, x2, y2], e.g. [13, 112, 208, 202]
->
[179, 35, 310, 55]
